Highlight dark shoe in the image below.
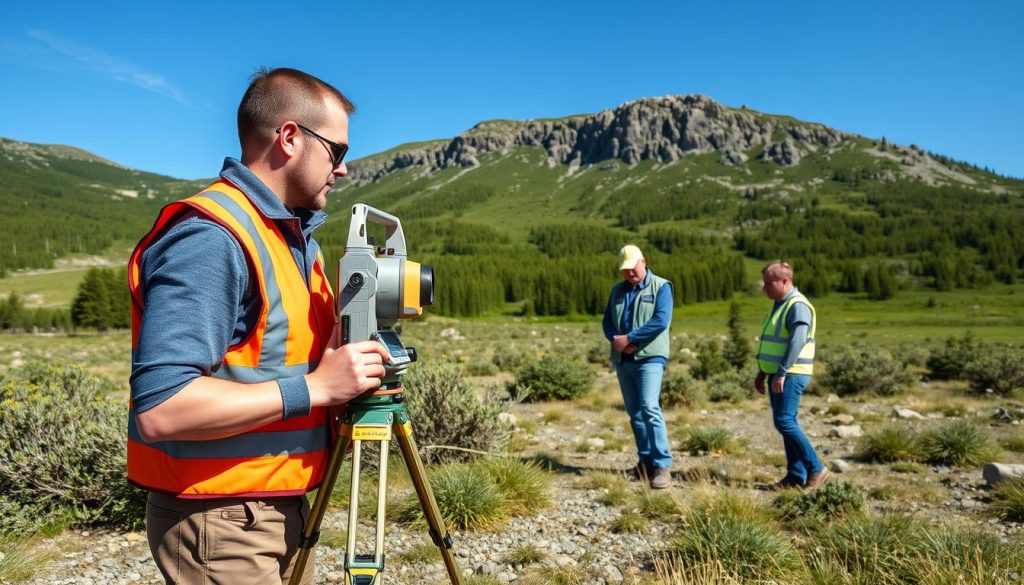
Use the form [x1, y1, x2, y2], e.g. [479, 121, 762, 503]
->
[649, 467, 672, 489]
[623, 462, 648, 482]
[804, 468, 831, 491]
[758, 475, 804, 491]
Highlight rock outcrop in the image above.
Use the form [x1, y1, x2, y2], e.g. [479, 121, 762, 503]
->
[346, 95, 847, 186]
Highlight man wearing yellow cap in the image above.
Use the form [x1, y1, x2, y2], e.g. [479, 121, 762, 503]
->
[602, 245, 674, 489]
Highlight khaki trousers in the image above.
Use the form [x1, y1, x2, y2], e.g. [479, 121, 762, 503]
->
[146, 491, 315, 585]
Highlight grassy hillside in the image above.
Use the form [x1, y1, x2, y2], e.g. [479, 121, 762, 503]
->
[0, 137, 203, 275]
[2, 97, 1023, 322]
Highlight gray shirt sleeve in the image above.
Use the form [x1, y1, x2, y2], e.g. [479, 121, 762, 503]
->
[778, 300, 813, 375]
[129, 217, 248, 413]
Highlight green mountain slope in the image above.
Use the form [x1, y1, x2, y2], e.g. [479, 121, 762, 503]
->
[0, 138, 203, 274]
[314, 95, 1023, 315]
[2, 94, 1022, 318]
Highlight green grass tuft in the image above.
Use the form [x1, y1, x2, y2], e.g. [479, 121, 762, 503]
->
[991, 480, 1024, 522]
[857, 426, 922, 463]
[682, 426, 738, 455]
[397, 464, 507, 530]
[919, 421, 1000, 466]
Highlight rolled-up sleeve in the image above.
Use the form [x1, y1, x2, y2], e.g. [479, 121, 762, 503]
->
[129, 218, 247, 413]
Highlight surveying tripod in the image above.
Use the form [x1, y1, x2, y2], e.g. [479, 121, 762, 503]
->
[288, 382, 463, 585]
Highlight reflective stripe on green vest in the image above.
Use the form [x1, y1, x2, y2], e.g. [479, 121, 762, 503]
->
[608, 272, 671, 363]
[756, 292, 816, 375]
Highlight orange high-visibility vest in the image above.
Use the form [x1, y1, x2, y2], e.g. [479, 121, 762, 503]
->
[127, 179, 336, 498]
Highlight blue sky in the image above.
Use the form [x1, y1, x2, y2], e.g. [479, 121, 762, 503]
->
[2, 0, 1021, 180]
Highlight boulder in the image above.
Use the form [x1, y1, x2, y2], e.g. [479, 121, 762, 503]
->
[982, 463, 1024, 486]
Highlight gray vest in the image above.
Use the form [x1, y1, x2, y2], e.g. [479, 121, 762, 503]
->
[608, 272, 672, 363]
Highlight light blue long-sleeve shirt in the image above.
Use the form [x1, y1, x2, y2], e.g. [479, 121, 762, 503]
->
[129, 158, 327, 414]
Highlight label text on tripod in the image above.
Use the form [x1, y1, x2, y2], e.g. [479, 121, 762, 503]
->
[352, 425, 393, 441]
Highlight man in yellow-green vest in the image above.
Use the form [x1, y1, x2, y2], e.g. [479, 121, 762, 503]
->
[754, 261, 830, 491]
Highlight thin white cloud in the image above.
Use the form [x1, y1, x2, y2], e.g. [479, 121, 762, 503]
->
[25, 29, 189, 106]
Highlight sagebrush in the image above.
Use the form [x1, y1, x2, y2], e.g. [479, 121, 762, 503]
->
[0, 361, 145, 533]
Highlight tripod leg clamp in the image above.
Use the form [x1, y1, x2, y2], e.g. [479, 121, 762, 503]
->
[299, 531, 321, 549]
[429, 528, 454, 550]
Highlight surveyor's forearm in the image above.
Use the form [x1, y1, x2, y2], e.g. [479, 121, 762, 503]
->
[134, 377, 285, 442]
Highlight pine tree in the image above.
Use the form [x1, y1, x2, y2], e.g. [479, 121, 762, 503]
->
[72, 267, 115, 331]
[723, 301, 751, 370]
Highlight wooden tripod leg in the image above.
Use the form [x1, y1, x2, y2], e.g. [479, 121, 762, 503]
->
[289, 430, 353, 585]
[394, 422, 463, 585]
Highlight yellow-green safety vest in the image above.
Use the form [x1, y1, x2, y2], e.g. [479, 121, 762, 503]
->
[756, 292, 816, 375]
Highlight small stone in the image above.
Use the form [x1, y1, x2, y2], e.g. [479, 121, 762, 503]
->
[826, 414, 855, 425]
[893, 407, 925, 420]
[828, 425, 863, 439]
[831, 459, 853, 473]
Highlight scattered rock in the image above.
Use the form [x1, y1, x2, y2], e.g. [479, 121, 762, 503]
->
[893, 407, 925, 420]
[826, 414, 855, 425]
[983, 463, 1024, 486]
[828, 425, 863, 439]
[831, 459, 853, 473]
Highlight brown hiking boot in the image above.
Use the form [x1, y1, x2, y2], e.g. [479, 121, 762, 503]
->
[804, 468, 831, 491]
[622, 462, 648, 482]
[758, 475, 804, 491]
[649, 467, 672, 489]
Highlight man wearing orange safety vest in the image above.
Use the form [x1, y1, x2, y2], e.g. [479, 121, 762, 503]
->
[128, 68, 390, 584]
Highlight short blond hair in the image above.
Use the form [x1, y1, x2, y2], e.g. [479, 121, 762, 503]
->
[762, 261, 793, 281]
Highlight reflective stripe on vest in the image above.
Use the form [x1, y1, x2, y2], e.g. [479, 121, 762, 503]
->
[756, 292, 816, 375]
[127, 179, 336, 498]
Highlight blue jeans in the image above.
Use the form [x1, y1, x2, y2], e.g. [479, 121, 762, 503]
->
[768, 374, 823, 483]
[615, 359, 673, 470]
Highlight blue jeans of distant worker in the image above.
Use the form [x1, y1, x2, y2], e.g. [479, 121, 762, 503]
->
[615, 359, 672, 470]
[768, 374, 823, 483]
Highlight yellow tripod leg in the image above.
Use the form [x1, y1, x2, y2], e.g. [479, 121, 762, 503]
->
[290, 426, 353, 585]
[394, 420, 463, 584]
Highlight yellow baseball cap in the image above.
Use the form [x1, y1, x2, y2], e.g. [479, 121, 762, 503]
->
[617, 245, 644, 270]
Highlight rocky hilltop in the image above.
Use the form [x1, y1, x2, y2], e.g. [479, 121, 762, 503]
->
[347, 95, 847, 185]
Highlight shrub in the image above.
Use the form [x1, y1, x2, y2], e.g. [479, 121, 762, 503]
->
[508, 354, 595, 402]
[404, 362, 512, 464]
[661, 370, 704, 408]
[918, 421, 1000, 466]
[397, 464, 506, 530]
[926, 332, 984, 380]
[820, 345, 915, 396]
[586, 343, 608, 365]
[991, 479, 1024, 522]
[463, 360, 498, 376]
[774, 480, 865, 519]
[682, 426, 738, 455]
[492, 347, 528, 372]
[0, 361, 145, 532]
[856, 427, 921, 463]
[962, 346, 1024, 395]
[691, 339, 731, 380]
[705, 369, 752, 403]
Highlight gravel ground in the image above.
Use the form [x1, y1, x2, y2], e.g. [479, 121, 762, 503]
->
[22, 386, 1024, 585]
